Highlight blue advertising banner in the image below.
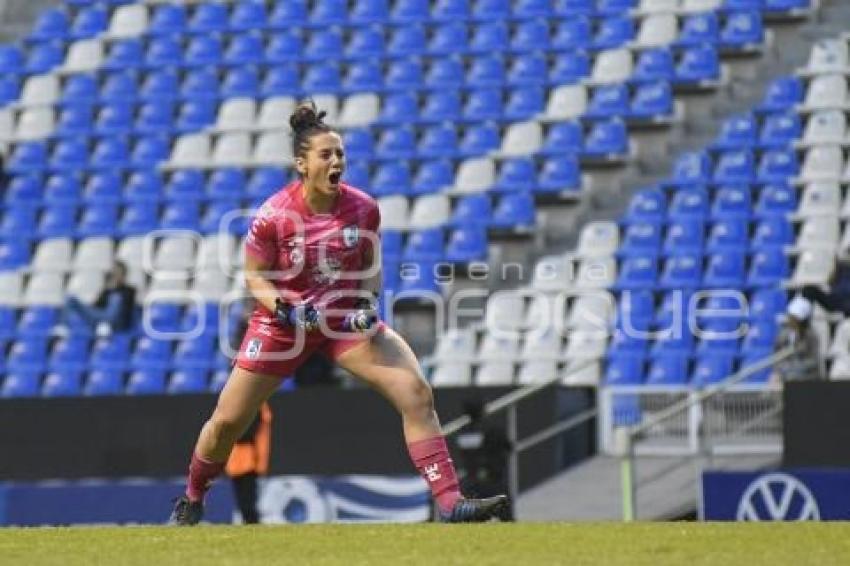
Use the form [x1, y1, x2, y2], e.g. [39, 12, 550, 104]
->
[0, 475, 429, 526]
[702, 469, 850, 521]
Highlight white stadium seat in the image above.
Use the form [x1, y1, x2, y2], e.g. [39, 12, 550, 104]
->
[796, 182, 842, 217]
[107, 4, 148, 38]
[20, 75, 59, 107]
[452, 158, 495, 194]
[215, 98, 257, 132]
[532, 254, 575, 292]
[568, 292, 616, 330]
[74, 237, 115, 271]
[377, 195, 410, 230]
[0, 272, 24, 306]
[478, 332, 521, 361]
[521, 327, 564, 360]
[562, 360, 602, 386]
[253, 131, 292, 165]
[431, 361, 473, 387]
[33, 239, 74, 272]
[24, 272, 64, 305]
[196, 234, 237, 271]
[476, 361, 516, 386]
[66, 270, 105, 305]
[575, 257, 617, 289]
[794, 217, 840, 251]
[62, 40, 103, 73]
[337, 94, 379, 128]
[193, 269, 231, 301]
[542, 85, 588, 122]
[564, 330, 609, 360]
[257, 97, 296, 129]
[577, 221, 620, 257]
[484, 291, 527, 332]
[498, 121, 542, 157]
[801, 110, 846, 145]
[589, 49, 633, 85]
[830, 356, 850, 380]
[15, 108, 54, 140]
[634, 14, 678, 48]
[155, 236, 197, 272]
[802, 75, 847, 111]
[311, 94, 339, 125]
[147, 272, 191, 301]
[433, 327, 477, 362]
[790, 250, 835, 286]
[517, 360, 558, 385]
[170, 134, 211, 167]
[213, 132, 252, 166]
[799, 145, 844, 182]
[636, 0, 680, 13]
[803, 38, 849, 75]
[829, 319, 850, 358]
[409, 194, 450, 229]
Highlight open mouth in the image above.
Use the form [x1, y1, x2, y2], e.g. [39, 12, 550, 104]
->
[328, 172, 342, 185]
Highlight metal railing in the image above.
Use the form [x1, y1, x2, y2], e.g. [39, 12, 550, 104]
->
[442, 358, 599, 505]
[615, 347, 795, 521]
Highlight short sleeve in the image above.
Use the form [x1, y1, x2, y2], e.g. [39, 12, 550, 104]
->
[365, 201, 381, 233]
[245, 214, 278, 265]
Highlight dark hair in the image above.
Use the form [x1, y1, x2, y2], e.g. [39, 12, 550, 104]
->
[289, 100, 333, 161]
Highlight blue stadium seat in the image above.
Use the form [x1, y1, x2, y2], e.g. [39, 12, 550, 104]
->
[100, 71, 138, 104]
[412, 160, 453, 195]
[84, 172, 122, 205]
[493, 157, 535, 193]
[311, 0, 348, 28]
[749, 288, 787, 321]
[391, 0, 430, 24]
[168, 369, 209, 394]
[596, 0, 637, 16]
[615, 256, 658, 290]
[664, 221, 705, 255]
[208, 168, 246, 201]
[1, 205, 39, 241]
[185, 35, 223, 68]
[70, 5, 107, 39]
[583, 119, 628, 158]
[756, 76, 802, 113]
[39, 205, 77, 238]
[131, 136, 169, 170]
[620, 223, 662, 257]
[149, 4, 186, 36]
[626, 188, 666, 224]
[604, 355, 644, 386]
[593, 17, 634, 50]
[742, 320, 777, 352]
[632, 49, 675, 83]
[49, 337, 90, 372]
[668, 151, 712, 187]
[127, 369, 167, 395]
[504, 87, 544, 120]
[173, 337, 215, 370]
[468, 56, 505, 88]
[344, 60, 384, 92]
[351, 0, 390, 25]
[427, 57, 464, 89]
[398, 260, 441, 295]
[140, 69, 180, 102]
[540, 122, 583, 156]
[747, 248, 791, 287]
[552, 17, 591, 51]
[42, 369, 83, 397]
[176, 100, 216, 132]
[18, 306, 57, 337]
[0, 45, 21, 76]
[459, 122, 500, 156]
[124, 169, 162, 203]
[136, 101, 174, 135]
[248, 168, 286, 199]
[28, 8, 69, 43]
[0, 75, 19, 104]
[166, 169, 204, 201]
[7, 175, 44, 205]
[549, 51, 590, 84]
[209, 370, 230, 393]
[464, 89, 503, 121]
[472, 0, 510, 20]
[434, 0, 470, 22]
[269, 1, 307, 29]
[537, 156, 580, 194]
[346, 27, 385, 60]
[8, 142, 48, 174]
[421, 91, 462, 123]
[62, 74, 97, 104]
[445, 227, 487, 263]
[261, 65, 300, 96]
[119, 203, 159, 236]
[651, 319, 695, 357]
[344, 161, 370, 189]
[377, 128, 416, 160]
[739, 349, 774, 384]
[720, 11, 763, 49]
[25, 41, 63, 74]
[757, 149, 799, 184]
[668, 188, 709, 223]
[201, 200, 241, 233]
[224, 34, 263, 66]
[675, 46, 720, 84]
[77, 204, 118, 237]
[712, 185, 751, 219]
[230, 1, 267, 31]
[754, 184, 796, 219]
[707, 218, 748, 252]
[89, 335, 132, 371]
[381, 231, 403, 262]
[387, 25, 426, 57]
[223, 67, 260, 98]
[7, 338, 48, 373]
[377, 93, 418, 126]
[0, 241, 31, 269]
[758, 112, 801, 149]
[45, 173, 82, 205]
[84, 369, 125, 396]
[429, 23, 468, 56]
[617, 289, 655, 327]
[752, 217, 793, 249]
[90, 138, 129, 171]
[659, 253, 702, 289]
[704, 251, 746, 288]
[1, 371, 41, 398]
[372, 162, 411, 196]
[586, 84, 629, 119]
[765, 0, 811, 11]
[188, 2, 228, 34]
[304, 29, 344, 62]
[265, 32, 302, 64]
[103, 39, 143, 71]
[713, 151, 755, 184]
[722, 0, 762, 10]
[343, 128, 374, 160]
[511, 20, 548, 53]
[692, 354, 736, 387]
[145, 36, 182, 68]
[0, 309, 16, 340]
[712, 114, 758, 150]
[302, 63, 342, 94]
[487, 192, 531, 228]
[677, 12, 719, 47]
[451, 194, 492, 227]
[386, 60, 424, 93]
[181, 303, 220, 337]
[95, 102, 133, 136]
[469, 22, 509, 54]
[515, 0, 553, 18]
[647, 355, 690, 386]
[508, 53, 547, 86]
[418, 125, 458, 159]
[131, 337, 173, 371]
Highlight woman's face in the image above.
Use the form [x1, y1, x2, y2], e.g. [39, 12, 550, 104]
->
[297, 131, 346, 196]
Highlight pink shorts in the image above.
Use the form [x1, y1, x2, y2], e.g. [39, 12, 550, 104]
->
[234, 320, 387, 378]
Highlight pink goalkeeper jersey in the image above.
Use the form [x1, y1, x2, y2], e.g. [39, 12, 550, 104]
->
[245, 180, 381, 324]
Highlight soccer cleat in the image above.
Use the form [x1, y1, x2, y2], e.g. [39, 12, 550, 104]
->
[439, 495, 508, 523]
[169, 495, 204, 526]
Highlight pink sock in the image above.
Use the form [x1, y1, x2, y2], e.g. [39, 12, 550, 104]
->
[186, 452, 225, 503]
[407, 436, 462, 514]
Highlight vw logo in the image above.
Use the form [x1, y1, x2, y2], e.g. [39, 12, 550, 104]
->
[736, 473, 820, 521]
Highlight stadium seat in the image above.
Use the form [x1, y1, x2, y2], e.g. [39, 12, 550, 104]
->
[491, 193, 535, 229]
[351, 0, 390, 24]
[586, 85, 630, 119]
[675, 46, 720, 83]
[2, 371, 42, 398]
[604, 355, 644, 386]
[759, 112, 801, 149]
[412, 160, 453, 195]
[445, 227, 488, 263]
[692, 354, 736, 386]
[712, 185, 752, 220]
[583, 119, 628, 158]
[660, 254, 702, 289]
[664, 221, 706, 255]
[677, 12, 719, 47]
[188, 2, 228, 34]
[537, 157, 580, 194]
[757, 76, 802, 113]
[646, 355, 690, 386]
[615, 256, 658, 290]
[720, 11, 764, 49]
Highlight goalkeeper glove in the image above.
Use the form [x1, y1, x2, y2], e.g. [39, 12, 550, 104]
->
[275, 299, 321, 332]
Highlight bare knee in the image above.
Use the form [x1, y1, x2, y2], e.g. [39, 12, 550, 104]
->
[206, 407, 250, 445]
[400, 375, 434, 420]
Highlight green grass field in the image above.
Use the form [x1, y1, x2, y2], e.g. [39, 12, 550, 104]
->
[1, 523, 850, 566]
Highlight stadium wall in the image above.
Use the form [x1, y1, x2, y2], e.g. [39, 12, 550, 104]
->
[784, 381, 850, 468]
[0, 385, 595, 492]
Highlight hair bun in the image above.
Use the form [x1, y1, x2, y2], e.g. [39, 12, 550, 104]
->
[290, 100, 327, 134]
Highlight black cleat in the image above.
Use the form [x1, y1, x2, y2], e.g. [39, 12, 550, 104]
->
[439, 495, 509, 523]
[169, 495, 204, 526]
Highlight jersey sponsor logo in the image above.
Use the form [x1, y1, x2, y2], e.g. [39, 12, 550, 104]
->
[424, 463, 442, 483]
[342, 225, 359, 247]
[736, 472, 820, 521]
[313, 256, 342, 285]
[245, 338, 263, 360]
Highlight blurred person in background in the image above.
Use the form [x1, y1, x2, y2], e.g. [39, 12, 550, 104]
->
[771, 295, 825, 383]
[59, 260, 136, 337]
[226, 402, 272, 524]
[802, 249, 850, 315]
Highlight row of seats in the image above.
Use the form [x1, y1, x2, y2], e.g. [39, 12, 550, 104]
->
[431, 358, 601, 387]
[605, 351, 773, 386]
[624, 184, 799, 222]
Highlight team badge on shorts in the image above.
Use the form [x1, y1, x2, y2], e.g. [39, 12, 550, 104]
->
[245, 338, 263, 360]
[342, 225, 359, 247]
